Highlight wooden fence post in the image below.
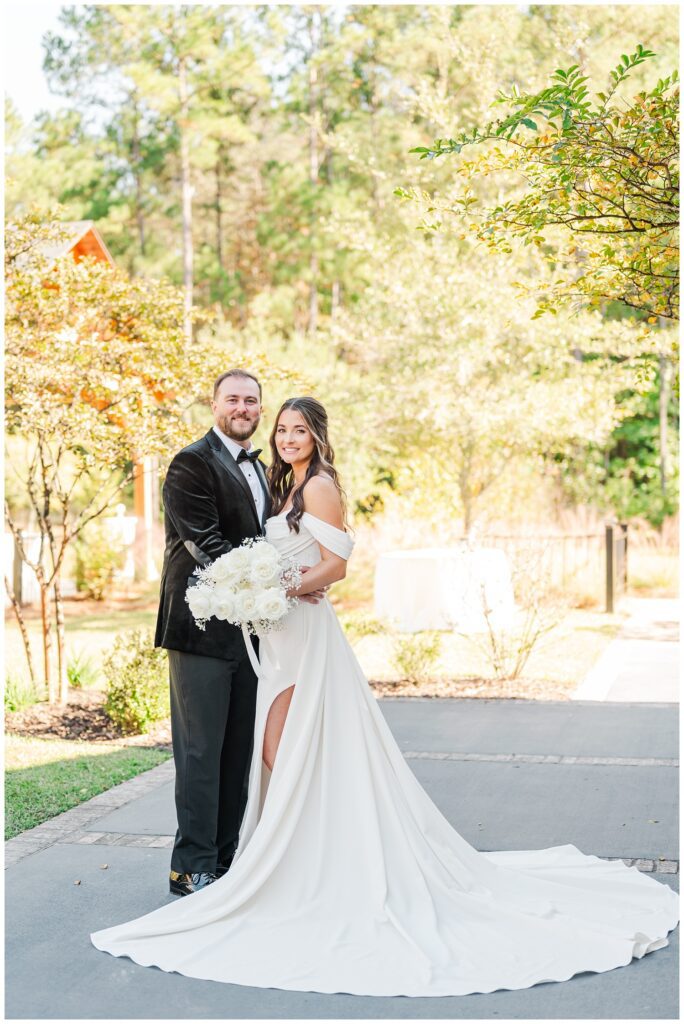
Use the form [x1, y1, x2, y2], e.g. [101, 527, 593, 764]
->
[605, 523, 614, 613]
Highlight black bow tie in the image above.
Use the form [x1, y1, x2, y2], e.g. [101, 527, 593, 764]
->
[236, 448, 262, 464]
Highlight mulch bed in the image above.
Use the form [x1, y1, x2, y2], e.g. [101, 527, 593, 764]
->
[5, 689, 172, 748]
[369, 677, 574, 700]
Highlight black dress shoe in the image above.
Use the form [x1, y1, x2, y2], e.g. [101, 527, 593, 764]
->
[169, 871, 218, 897]
[215, 854, 234, 879]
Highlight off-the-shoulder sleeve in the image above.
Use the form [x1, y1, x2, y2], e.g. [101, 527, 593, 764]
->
[301, 512, 354, 560]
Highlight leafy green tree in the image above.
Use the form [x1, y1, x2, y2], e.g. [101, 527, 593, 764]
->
[403, 46, 679, 324]
[44, 4, 270, 333]
[4, 101, 97, 220]
[555, 375, 679, 527]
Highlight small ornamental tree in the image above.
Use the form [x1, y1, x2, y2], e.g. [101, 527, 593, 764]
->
[400, 46, 678, 325]
[4, 211, 272, 704]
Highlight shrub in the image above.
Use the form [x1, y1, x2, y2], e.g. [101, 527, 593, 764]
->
[458, 546, 565, 679]
[339, 612, 383, 645]
[391, 632, 442, 685]
[75, 521, 126, 600]
[103, 630, 169, 734]
[5, 674, 42, 712]
[66, 650, 100, 689]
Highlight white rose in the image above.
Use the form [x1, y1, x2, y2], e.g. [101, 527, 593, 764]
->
[237, 590, 259, 621]
[186, 585, 213, 620]
[249, 560, 282, 587]
[256, 588, 289, 621]
[212, 579, 238, 601]
[209, 553, 241, 583]
[227, 565, 245, 585]
[250, 541, 280, 570]
[211, 592, 236, 622]
[228, 546, 251, 572]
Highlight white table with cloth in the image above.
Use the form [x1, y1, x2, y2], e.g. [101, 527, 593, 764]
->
[374, 546, 516, 633]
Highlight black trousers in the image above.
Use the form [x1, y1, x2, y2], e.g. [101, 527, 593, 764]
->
[168, 648, 258, 873]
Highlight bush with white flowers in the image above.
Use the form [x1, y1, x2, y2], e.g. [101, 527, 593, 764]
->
[185, 539, 300, 634]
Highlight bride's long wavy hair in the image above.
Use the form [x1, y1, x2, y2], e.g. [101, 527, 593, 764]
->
[268, 397, 348, 534]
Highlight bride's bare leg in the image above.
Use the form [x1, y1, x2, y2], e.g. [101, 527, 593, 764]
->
[262, 685, 295, 771]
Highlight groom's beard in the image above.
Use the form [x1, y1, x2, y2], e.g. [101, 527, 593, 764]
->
[218, 414, 259, 442]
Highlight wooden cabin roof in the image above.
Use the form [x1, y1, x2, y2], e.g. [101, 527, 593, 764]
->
[39, 221, 115, 265]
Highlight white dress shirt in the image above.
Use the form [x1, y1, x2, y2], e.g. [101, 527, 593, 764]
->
[213, 425, 266, 523]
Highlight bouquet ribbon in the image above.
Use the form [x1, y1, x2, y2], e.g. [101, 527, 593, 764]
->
[241, 623, 263, 679]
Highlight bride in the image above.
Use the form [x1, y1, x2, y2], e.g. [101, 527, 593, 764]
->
[92, 397, 678, 997]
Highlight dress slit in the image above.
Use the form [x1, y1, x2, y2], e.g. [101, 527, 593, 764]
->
[262, 684, 296, 771]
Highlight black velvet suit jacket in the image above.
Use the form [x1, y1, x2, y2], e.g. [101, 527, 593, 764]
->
[155, 428, 272, 661]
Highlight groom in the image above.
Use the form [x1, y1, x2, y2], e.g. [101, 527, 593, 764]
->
[155, 368, 271, 896]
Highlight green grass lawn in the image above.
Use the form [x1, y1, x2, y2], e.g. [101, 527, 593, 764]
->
[5, 735, 171, 839]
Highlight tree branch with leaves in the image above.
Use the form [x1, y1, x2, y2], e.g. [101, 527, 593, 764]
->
[400, 46, 678, 325]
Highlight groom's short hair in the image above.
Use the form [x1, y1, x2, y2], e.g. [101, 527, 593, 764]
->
[213, 368, 262, 400]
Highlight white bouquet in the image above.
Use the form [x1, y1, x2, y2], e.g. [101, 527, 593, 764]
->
[185, 538, 302, 635]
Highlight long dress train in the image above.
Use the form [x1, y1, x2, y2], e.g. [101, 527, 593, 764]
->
[91, 512, 678, 997]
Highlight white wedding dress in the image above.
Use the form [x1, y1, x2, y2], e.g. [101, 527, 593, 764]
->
[91, 512, 678, 996]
